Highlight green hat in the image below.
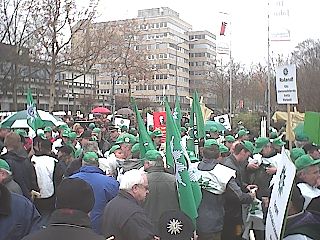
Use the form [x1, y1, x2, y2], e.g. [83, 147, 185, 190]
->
[38, 132, 47, 140]
[88, 123, 96, 130]
[68, 132, 77, 140]
[204, 139, 219, 148]
[0, 159, 11, 173]
[209, 126, 218, 133]
[272, 137, 285, 147]
[14, 129, 28, 138]
[109, 145, 121, 154]
[241, 141, 254, 154]
[116, 133, 136, 145]
[237, 129, 249, 138]
[219, 144, 229, 154]
[92, 128, 101, 134]
[187, 151, 198, 162]
[225, 135, 235, 143]
[131, 143, 140, 154]
[290, 148, 305, 162]
[129, 128, 136, 134]
[269, 132, 278, 139]
[144, 150, 162, 161]
[152, 129, 163, 137]
[62, 129, 71, 138]
[44, 126, 52, 132]
[181, 127, 187, 132]
[253, 137, 270, 154]
[58, 124, 69, 130]
[295, 154, 320, 171]
[83, 151, 99, 164]
[295, 132, 309, 141]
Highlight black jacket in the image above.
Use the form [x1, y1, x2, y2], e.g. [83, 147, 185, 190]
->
[102, 190, 155, 240]
[22, 209, 105, 240]
[2, 150, 38, 199]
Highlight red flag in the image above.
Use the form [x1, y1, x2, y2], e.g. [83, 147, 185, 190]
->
[220, 21, 227, 35]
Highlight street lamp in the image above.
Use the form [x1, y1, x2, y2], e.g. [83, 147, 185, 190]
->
[111, 68, 116, 120]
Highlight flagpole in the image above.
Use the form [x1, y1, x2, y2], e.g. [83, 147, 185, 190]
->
[229, 17, 232, 119]
[267, 0, 271, 130]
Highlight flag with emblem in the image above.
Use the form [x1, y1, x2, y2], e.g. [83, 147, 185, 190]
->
[131, 98, 155, 158]
[189, 91, 205, 153]
[165, 99, 199, 224]
[173, 98, 182, 132]
[26, 89, 44, 131]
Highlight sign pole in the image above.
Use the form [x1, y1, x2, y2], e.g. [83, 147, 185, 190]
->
[287, 104, 292, 150]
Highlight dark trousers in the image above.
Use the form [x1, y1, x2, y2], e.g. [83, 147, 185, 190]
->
[221, 223, 243, 240]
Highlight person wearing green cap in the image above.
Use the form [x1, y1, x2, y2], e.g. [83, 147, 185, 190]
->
[88, 122, 96, 130]
[143, 149, 180, 232]
[271, 137, 286, 154]
[197, 139, 254, 240]
[70, 151, 119, 234]
[44, 126, 55, 143]
[0, 158, 22, 195]
[150, 128, 163, 151]
[236, 129, 250, 141]
[208, 126, 220, 140]
[290, 148, 305, 162]
[224, 135, 236, 150]
[221, 141, 257, 240]
[115, 133, 136, 160]
[218, 144, 230, 159]
[101, 144, 126, 178]
[295, 154, 320, 212]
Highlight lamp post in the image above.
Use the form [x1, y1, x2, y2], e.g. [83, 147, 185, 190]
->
[111, 68, 116, 120]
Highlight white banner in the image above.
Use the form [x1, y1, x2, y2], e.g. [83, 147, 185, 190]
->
[214, 114, 231, 130]
[114, 117, 130, 129]
[265, 149, 296, 240]
[275, 64, 298, 104]
[269, 0, 291, 41]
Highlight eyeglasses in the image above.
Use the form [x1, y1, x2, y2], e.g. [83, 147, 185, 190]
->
[136, 184, 149, 191]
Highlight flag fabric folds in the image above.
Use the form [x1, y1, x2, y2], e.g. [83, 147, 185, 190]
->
[26, 89, 44, 131]
[173, 98, 182, 132]
[220, 21, 227, 35]
[131, 98, 155, 158]
[165, 99, 199, 224]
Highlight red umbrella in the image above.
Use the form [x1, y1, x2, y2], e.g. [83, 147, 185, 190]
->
[91, 107, 111, 114]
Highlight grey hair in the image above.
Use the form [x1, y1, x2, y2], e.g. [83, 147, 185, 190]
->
[119, 169, 146, 190]
[82, 141, 99, 154]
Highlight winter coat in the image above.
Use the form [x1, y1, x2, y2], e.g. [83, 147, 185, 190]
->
[2, 150, 38, 199]
[143, 166, 179, 234]
[22, 209, 105, 240]
[3, 175, 23, 195]
[102, 190, 155, 240]
[70, 165, 119, 234]
[0, 184, 41, 240]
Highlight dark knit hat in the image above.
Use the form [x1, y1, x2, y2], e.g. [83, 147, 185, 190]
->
[56, 178, 94, 213]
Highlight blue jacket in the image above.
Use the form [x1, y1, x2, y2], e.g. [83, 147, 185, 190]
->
[70, 166, 119, 234]
[0, 184, 41, 240]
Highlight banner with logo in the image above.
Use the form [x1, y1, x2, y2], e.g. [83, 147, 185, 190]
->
[214, 114, 231, 130]
[153, 111, 166, 143]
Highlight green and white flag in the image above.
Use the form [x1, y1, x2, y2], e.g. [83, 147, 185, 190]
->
[189, 91, 205, 154]
[165, 99, 199, 224]
[26, 90, 44, 131]
[131, 98, 155, 158]
[173, 98, 182, 132]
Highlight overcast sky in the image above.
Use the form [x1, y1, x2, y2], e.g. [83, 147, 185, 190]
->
[83, 0, 320, 66]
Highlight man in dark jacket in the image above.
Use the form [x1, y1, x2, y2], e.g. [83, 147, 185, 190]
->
[222, 141, 256, 240]
[0, 159, 22, 195]
[143, 150, 180, 234]
[1, 132, 38, 199]
[70, 151, 119, 234]
[0, 183, 41, 240]
[197, 139, 254, 240]
[102, 169, 159, 240]
[22, 178, 106, 240]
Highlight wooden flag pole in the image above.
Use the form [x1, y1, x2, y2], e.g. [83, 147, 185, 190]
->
[287, 104, 292, 150]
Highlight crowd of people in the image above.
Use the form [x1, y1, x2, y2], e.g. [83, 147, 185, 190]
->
[0, 113, 319, 240]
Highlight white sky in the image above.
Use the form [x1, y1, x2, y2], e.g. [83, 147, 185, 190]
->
[82, 0, 320, 66]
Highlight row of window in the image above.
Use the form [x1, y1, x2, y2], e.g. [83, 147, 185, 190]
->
[139, 22, 168, 30]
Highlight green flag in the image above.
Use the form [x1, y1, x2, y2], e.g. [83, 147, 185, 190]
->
[26, 90, 44, 131]
[189, 91, 205, 154]
[173, 98, 182, 132]
[131, 98, 155, 158]
[165, 99, 198, 224]
[304, 112, 320, 145]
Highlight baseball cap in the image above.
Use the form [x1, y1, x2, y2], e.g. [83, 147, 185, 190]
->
[204, 139, 219, 149]
[295, 154, 320, 171]
[253, 137, 270, 154]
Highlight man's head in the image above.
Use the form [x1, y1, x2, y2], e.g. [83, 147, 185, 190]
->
[0, 126, 10, 139]
[253, 137, 274, 157]
[237, 129, 249, 141]
[143, 150, 163, 170]
[109, 126, 120, 140]
[120, 169, 149, 202]
[151, 129, 163, 147]
[44, 126, 52, 139]
[57, 145, 74, 161]
[116, 133, 136, 159]
[82, 151, 99, 167]
[202, 139, 220, 160]
[209, 126, 219, 139]
[295, 154, 320, 187]
[0, 159, 11, 183]
[4, 132, 23, 151]
[233, 141, 254, 162]
[79, 130, 92, 146]
[303, 143, 320, 160]
[56, 178, 95, 213]
[109, 145, 125, 159]
[131, 143, 140, 159]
